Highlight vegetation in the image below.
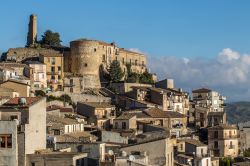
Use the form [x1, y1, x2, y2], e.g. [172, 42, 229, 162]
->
[126, 63, 154, 84]
[219, 157, 234, 166]
[225, 102, 250, 124]
[39, 30, 62, 47]
[47, 94, 72, 104]
[35, 90, 46, 97]
[108, 60, 124, 83]
[243, 148, 250, 157]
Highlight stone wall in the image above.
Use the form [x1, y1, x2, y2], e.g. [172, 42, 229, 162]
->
[6, 48, 60, 62]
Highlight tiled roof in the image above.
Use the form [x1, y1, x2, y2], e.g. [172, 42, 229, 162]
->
[79, 102, 114, 108]
[192, 88, 211, 93]
[184, 139, 207, 147]
[144, 108, 186, 118]
[3, 97, 41, 107]
[115, 110, 150, 120]
[60, 107, 73, 113]
[47, 114, 79, 125]
[46, 105, 62, 112]
[0, 79, 30, 86]
[55, 131, 97, 143]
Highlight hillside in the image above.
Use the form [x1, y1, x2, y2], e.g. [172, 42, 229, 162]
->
[225, 102, 250, 124]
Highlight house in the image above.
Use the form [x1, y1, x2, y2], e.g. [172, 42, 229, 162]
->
[0, 121, 18, 166]
[120, 132, 174, 166]
[39, 52, 64, 91]
[63, 74, 84, 93]
[0, 79, 30, 97]
[0, 97, 46, 165]
[208, 124, 239, 157]
[114, 108, 187, 137]
[0, 65, 17, 82]
[24, 61, 47, 90]
[26, 151, 88, 166]
[77, 102, 116, 129]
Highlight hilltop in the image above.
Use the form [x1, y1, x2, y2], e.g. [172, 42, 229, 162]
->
[225, 101, 250, 124]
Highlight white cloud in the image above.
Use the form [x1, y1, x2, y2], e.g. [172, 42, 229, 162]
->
[128, 48, 145, 54]
[148, 48, 250, 101]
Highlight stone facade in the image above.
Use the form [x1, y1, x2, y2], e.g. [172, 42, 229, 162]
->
[39, 53, 64, 91]
[67, 39, 148, 88]
[27, 14, 37, 46]
[208, 124, 239, 157]
[0, 121, 18, 166]
[0, 80, 30, 97]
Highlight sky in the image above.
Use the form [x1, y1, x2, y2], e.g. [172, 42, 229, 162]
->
[1, 0, 250, 101]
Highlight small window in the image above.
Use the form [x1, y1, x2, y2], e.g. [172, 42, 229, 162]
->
[54, 130, 60, 135]
[102, 55, 106, 62]
[51, 58, 56, 65]
[122, 122, 126, 129]
[58, 66, 61, 71]
[84, 63, 88, 67]
[31, 162, 35, 166]
[58, 75, 61, 80]
[70, 88, 73, 93]
[94, 48, 97, 52]
[51, 75, 55, 80]
[10, 115, 18, 120]
[0, 134, 12, 148]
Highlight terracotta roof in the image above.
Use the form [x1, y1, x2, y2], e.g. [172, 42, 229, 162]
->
[184, 139, 207, 147]
[144, 108, 186, 118]
[115, 110, 150, 120]
[79, 102, 114, 108]
[55, 131, 97, 143]
[47, 114, 79, 125]
[60, 107, 73, 113]
[3, 97, 41, 107]
[208, 124, 237, 130]
[192, 88, 211, 93]
[0, 62, 27, 68]
[46, 105, 62, 112]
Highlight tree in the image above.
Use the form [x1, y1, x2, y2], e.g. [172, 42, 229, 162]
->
[139, 71, 154, 84]
[40, 30, 62, 47]
[108, 60, 124, 83]
[35, 90, 46, 97]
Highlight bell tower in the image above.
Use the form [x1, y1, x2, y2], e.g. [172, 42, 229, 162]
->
[27, 14, 37, 46]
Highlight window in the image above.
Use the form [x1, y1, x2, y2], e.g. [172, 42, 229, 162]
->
[70, 79, 73, 85]
[229, 141, 233, 149]
[51, 67, 55, 72]
[31, 162, 35, 166]
[84, 63, 88, 67]
[214, 141, 218, 148]
[70, 88, 73, 93]
[0, 134, 12, 148]
[54, 130, 60, 135]
[122, 58, 125, 64]
[51, 58, 55, 65]
[180, 144, 183, 150]
[10, 115, 18, 120]
[47, 58, 50, 63]
[58, 75, 61, 80]
[58, 66, 61, 71]
[214, 131, 218, 138]
[102, 55, 106, 62]
[94, 48, 97, 52]
[122, 122, 126, 129]
[142, 61, 144, 66]
[51, 75, 55, 80]
[135, 60, 138, 65]
[201, 148, 204, 156]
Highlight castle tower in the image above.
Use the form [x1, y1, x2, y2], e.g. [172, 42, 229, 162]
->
[27, 14, 37, 46]
[70, 39, 101, 88]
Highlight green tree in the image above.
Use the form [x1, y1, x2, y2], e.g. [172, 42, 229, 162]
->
[109, 60, 124, 83]
[35, 90, 46, 97]
[139, 71, 154, 84]
[40, 30, 62, 47]
[244, 148, 250, 157]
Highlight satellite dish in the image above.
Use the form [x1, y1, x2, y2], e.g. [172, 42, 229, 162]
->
[108, 150, 114, 156]
[129, 155, 135, 161]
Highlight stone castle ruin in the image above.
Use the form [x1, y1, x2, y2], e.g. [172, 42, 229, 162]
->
[3, 14, 148, 89]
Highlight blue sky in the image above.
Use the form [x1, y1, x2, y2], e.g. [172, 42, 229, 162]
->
[1, 0, 250, 58]
[2, 0, 250, 101]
